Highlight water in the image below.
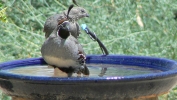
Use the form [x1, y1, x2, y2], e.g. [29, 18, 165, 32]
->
[1, 64, 162, 77]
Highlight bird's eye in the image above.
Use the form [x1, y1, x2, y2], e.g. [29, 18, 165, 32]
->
[80, 9, 85, 13]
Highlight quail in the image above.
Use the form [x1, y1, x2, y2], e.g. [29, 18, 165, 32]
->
[43, 6, 89, 39]
[41, 5, 89, 77]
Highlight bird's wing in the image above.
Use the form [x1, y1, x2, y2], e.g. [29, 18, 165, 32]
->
[44, 14, 66, 38]
[69, 35, 86, 55]
[76, 23, 81, 36]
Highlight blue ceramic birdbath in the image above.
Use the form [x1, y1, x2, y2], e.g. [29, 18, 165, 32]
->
[0, 55, 177, 100]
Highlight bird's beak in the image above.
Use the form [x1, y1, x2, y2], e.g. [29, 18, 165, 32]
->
[66, 23, 70, 31]
[62, 21, 71, 32]
[85, 14, 89, 17]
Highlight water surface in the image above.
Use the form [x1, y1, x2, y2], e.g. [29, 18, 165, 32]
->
[1, 64, 162, 77]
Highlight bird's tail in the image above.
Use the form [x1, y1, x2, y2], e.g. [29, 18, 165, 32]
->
[80, 64, 90, 75]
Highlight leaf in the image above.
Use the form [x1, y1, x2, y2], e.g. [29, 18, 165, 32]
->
[0, 7, 8, 23]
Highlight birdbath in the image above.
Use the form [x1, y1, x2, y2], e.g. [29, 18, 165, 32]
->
[0, 55, 177, 100]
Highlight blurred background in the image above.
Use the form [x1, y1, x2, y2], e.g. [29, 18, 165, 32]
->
[0, 0, 177, 99]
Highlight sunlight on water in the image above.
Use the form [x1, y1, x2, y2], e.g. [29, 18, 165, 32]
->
[1, 64, 162, 77]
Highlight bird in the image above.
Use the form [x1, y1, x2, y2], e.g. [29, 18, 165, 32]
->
[41, 5, 89, 77]
[43, 6, 89, 39]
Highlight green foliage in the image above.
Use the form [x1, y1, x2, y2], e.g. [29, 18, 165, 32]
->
[0, 0, 177, 99]
[0, 2, 7, 23]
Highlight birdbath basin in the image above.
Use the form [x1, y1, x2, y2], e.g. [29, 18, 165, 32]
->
[0, 55, 177, 100]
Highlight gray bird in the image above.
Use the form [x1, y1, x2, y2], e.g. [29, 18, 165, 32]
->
[41, 5, 89, 77]
[43, 7, 89, 39]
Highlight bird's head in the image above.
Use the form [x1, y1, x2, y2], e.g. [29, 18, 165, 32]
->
[64, 7, 89, 21]
[57, 21, 71, 39]
[56, 5, 75, 39]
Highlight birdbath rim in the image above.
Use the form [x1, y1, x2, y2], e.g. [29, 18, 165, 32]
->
[0, 54, 177, 82]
